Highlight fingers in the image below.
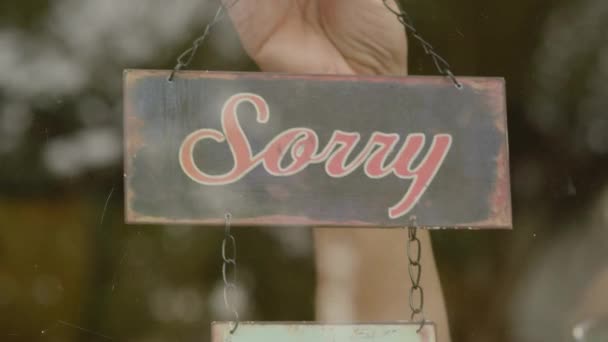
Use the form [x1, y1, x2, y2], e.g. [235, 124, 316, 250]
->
[221, 0, 293, 57]
[221, 0, 354, 74]
[320, 0, 408, 75]
[221, 0, 407, 76]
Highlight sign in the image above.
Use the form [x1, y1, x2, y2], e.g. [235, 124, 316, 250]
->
[211, 322, 436, 342]
[124, 70, 511, 228]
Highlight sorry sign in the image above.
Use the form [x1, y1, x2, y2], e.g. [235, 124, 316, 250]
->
[123, 70, 511, 228]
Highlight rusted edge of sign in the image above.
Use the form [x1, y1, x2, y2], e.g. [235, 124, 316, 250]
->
[465, 76, 512, 229]
[123, 70, 143, 227]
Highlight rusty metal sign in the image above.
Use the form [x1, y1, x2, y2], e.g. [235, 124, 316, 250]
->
[124, 70, 511, 228]
[211, 322, 436, 342]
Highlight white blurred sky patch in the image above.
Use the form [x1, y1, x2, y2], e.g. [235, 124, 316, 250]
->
[47, 0, 205, 64]
[529, 0, 608, 156]
[0, 0, 203, 98]
[0, 30, 87, 98]
[43, 127, 121, 177]
[510, 4, 608, 338]
[0, 0, 247, 175]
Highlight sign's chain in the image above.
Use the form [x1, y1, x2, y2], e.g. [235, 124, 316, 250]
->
[407, 217, 426, 332]
[383, 0, 463, 89]
[222, 213, 240, 334]
[170, 0, 462, 89]
[168, 0, 241, 82]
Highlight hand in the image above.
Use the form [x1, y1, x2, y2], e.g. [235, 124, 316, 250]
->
[223, 0, 407, 75]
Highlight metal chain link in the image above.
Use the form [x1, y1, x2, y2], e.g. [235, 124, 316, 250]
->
[407, 216, 426, 332]
[383, 0, 463, 89]
[168, 0, 241, 82]
[221, 212, 240, 334]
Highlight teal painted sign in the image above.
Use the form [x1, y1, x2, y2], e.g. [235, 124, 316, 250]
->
[211, 322, 436, 342]
[124, 70, 511, 228]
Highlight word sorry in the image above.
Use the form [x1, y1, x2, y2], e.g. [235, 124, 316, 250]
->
[179, 93, 452, 219]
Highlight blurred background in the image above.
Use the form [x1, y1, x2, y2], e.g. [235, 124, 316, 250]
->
[1, 0, 608, 341]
